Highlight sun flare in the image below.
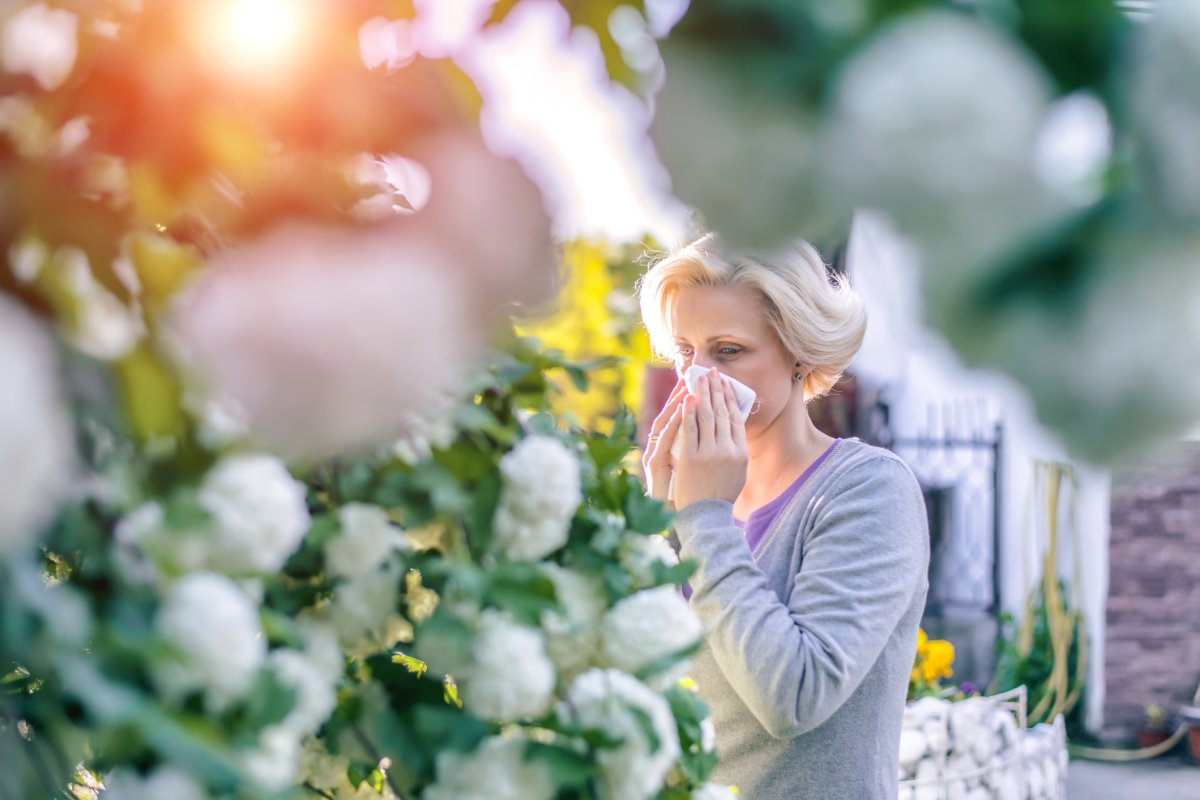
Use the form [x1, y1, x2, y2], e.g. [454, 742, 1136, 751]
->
[196, 0, 313, 79]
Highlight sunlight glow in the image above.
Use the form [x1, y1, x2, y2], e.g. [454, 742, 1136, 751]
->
[196, 0, 313, 79]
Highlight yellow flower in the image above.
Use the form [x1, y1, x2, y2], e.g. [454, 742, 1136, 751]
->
[920, 639, 955, 682]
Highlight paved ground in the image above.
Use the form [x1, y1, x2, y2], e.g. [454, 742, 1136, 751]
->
[1067, 755, 1200, 799]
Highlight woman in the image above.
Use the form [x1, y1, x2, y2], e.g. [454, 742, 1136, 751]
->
[639, 233, 929, 799]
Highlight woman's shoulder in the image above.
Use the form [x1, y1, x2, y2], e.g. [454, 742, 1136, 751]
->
[825, 438, 919, 482]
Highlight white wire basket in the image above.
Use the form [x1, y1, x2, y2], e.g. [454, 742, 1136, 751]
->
[897, 686, 1068, 800]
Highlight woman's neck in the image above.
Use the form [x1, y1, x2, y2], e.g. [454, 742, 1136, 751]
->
[737, 401, 835, 515]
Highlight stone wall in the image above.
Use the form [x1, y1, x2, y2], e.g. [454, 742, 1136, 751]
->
[1103, 441, 1200, 740]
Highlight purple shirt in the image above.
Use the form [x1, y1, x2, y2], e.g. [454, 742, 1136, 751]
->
[735, 439, 841, 552]
[683, 439, 840, 598]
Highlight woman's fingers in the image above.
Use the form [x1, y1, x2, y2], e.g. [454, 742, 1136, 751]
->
[646, 378, 687, 444]
[725, 378, 747, 448]
[693, 372, 715, 449]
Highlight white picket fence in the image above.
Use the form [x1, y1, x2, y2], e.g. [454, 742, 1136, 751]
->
[898, 686, 1069, 800]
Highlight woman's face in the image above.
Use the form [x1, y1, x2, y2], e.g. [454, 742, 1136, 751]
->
[667, 284, 799, 430]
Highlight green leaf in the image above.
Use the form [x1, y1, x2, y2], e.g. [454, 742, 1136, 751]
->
[486, 564, 559, 627]
[622, 477, 673, 534]
[392, 653, 428, 677]
[585, 433, 631, 473]
[627, 705, 661, 754]
[465, 471, 502, 553]
[633, 641, 701, 686]
[524, 742, 593, 790]
[232, 668, 297, 734]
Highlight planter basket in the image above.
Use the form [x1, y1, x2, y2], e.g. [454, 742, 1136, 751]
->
[898, 686, 1069, 800]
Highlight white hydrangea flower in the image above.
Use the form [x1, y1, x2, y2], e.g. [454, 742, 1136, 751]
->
[154, 572, 266, 711]
[392, 399, 457, 464]
[618, 532, 680, 589]
[240, 724, 301, 793]
[267, 649, 337, 737]
[58, 246, 143, 361]
[559, 669, 681, 800]
[1131, 0, 1200, 218]
[492, 435, 582, 560]
[457, 611, 555, 723]
[0, 295, 72, 555]
[539, 564, 606, 682]
[197, 453, 311, 574]
[1, 3, 78, 90]
[328, 560, 404, 657]
[700, 717, 717, 754]
[692, 784, 738, 800]
[101, 766, 209, 800]
[297, 619, 345, 685]
[825, 10, 1067, 279]
[600, 585, 702, 688]
[423, 736, 555, 800]
[325, 503, 408, 580]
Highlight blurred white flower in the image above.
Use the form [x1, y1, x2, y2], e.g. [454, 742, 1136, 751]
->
[101, 766, 209, 800]
[267, 648, 337, 737]
[183, 388, 250, 449]
[240, 724, 301, 793]
[198, 453, 310, 575]
[1, 3, 77, 90]
[600, 585, 702, 687]
[392, 396, 457, 464]
[540, 563, 606, 681]
[325, 502, 408, 580]
[296, 619, 344, 685]
[700, 716, 717, 753]
[559, 668, 680, 800]
[1033, 92, 1112, 207]
[618, 532, 679, 589]
[0, 294, 72, 556]
[58, 246, 143, 361]
[1129, 0, 1200, 218]
[154, 572, 266, 711]
[825, 11, 1068, 279]
[457, 611, 555, 723]
[692, 784, 739, 800]
[170, 222, 477, 460]
[327, 560, 404, 657]
[492, 435, 582, 560]
[424, 736, 555, 800]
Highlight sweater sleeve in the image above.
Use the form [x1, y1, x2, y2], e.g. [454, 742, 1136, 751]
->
[673, 456, 929, 739]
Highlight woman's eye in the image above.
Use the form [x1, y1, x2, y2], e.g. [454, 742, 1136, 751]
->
[718, 347, 740, 356]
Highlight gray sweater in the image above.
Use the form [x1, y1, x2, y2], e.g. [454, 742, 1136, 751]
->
[673, 439, 929, 799]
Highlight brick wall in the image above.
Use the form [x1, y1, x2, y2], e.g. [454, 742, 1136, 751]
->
[1103, 441, 1200, 740]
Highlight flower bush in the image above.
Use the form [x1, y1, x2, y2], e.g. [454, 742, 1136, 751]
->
[0, 3, 721, 797]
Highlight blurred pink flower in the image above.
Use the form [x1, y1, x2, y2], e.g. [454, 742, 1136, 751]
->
[170, 223, 478, 460]
[407, 132, 558, 311]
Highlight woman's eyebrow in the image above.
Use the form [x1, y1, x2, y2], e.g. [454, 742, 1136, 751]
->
[675, 334, 748, 343]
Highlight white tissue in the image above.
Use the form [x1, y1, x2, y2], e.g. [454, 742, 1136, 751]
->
[667, 366, 756, 501]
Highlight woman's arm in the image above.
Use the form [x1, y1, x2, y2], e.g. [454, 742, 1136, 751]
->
[675, 456, 929, 738]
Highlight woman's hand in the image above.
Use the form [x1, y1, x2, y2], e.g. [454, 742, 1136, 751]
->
[642, 377, 687, 507]
[673, 368, 748, 509]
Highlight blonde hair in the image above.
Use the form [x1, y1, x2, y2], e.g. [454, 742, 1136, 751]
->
[637, 233, 867, 402]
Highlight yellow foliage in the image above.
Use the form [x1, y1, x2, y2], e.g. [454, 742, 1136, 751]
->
[517, 239, 652, 433]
